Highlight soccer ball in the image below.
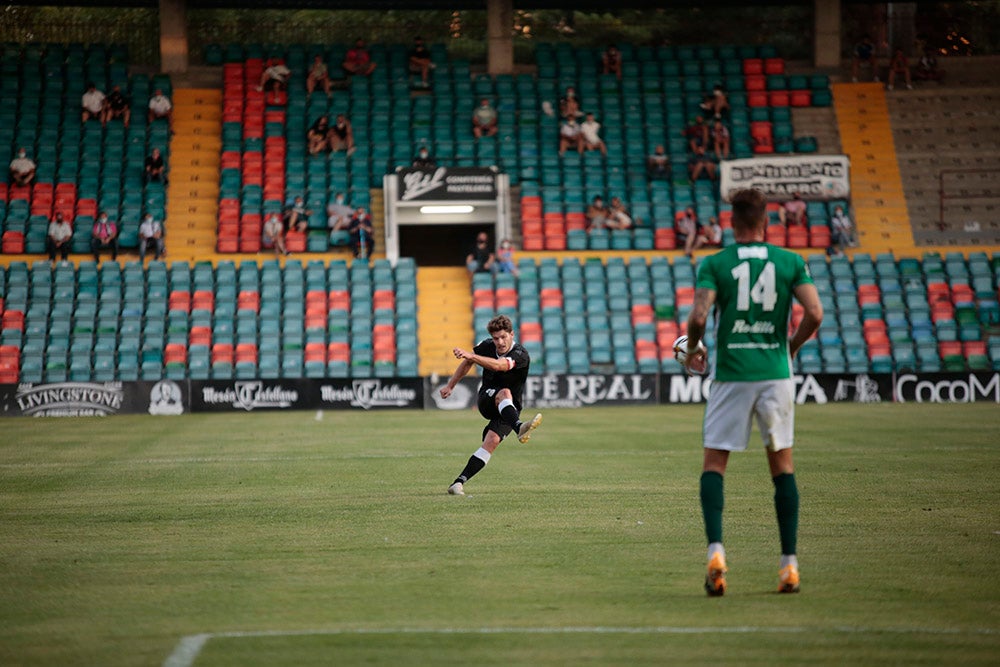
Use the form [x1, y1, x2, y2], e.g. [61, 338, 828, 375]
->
[672, 335, 708, 375]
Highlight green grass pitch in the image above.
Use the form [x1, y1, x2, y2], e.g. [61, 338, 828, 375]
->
[0, 403, 998, 665]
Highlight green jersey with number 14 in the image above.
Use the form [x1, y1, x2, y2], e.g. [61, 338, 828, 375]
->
[696, 242, 813, 382]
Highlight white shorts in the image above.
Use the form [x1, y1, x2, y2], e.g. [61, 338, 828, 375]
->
[703, 379, 795, 452]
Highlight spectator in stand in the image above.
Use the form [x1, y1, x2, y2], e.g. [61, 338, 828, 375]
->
[559, 117, 584, 156]
[646, 144, 670, 180]
[349, 207, 374, 259]
[105, 84, 130, 126]
[585, 196, 609, 231]
[712, 120, 731, 160]
[342, 38, 376, 77]
[329, 114, 355, 155]
[263, 212, 288, 257]
[258, 58, 291, 99]
[495, 238, 518, 276]
[914, 39, 945, 82]
[327, 192, 353, 246]
[9, 148, 36, 186]
[676, 206, 699, 256]
[602, 44, 622, 79]
[466, 231, 495, 275]
[138, 213, 165, 262]
[829, 205, 856, 255]
[47, 212, 73, 264]
[283, 196, 311, 233]
[307, 115, 331, 156]
[148, 88, 173, 132]
[306, 54, 333, 98]
[685, 116, 710, 152]
[688, 145, 717, 181]
[144, 147, 167, 184]
[559, 86, 583, 120]
[408, 36, 435, 87]
[607, 196, 633, 230]
[412, 145, 437, 169]
[852, 35, 879, 82]
[886, 47, 913, 90]
[81, 81, 107, 126]
[472, 98, 499, 139]
[694, 216, 723, 252]
[580, 112, 608, 156]
[709, 85, 730, 119]
[90, 211, 119, 262]
[779, 193, 807, 227]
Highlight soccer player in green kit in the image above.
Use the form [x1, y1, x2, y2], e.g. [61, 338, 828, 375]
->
[683, 188, 823, 596]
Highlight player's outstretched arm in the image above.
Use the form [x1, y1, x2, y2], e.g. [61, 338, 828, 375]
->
[440, 357, 475, 399]
[789, 282, 823, 358]
[452, 347, 513, 373]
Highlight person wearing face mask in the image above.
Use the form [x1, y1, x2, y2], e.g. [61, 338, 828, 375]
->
[412, 146, 436, 170]
[9, 148, 36, 186]
[90, 211, 119, 263]
[138, 213, 165, 262]
[348, 207, 374, 259]
[466, 232, 495, 275]
[47, 212, 73, 264]
[327, 192, 354, 247]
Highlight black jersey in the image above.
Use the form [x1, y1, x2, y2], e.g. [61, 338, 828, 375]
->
[474, 338, 531, 410]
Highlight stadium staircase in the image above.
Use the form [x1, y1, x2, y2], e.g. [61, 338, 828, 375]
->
[416, 267, 473, 376]
[166, 89, 222, 262]
[832, 82, 916, 257]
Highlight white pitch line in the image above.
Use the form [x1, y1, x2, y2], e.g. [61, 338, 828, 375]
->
[162, 625, 999, 667]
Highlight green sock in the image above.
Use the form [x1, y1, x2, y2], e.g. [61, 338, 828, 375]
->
[773, 472, 799, 555]
[700, 471, 724, 545]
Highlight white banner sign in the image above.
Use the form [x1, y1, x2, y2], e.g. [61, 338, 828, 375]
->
[720, 154, 851, 202]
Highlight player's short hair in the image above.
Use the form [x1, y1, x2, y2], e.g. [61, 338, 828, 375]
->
[487, 315, 513, 334]
[730, 188, 768, 233]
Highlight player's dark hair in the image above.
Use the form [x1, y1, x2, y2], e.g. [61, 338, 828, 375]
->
[487, 315, 513, 334]
[730, 188, 768, 232]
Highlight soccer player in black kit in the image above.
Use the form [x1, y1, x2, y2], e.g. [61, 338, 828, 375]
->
[440, 315, 543, 495]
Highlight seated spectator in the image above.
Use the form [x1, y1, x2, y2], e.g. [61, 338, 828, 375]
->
[412, 146, 437, 170]
[472, 98, 499, 139]
[349, 207, 374, 259]
[144, 147, 167, 184]
[47, 212, 73, 264]
[829, 205, 857, 255]
[676, 207, 699, 256]
[147, 88, 173, 131]
[263, 212, 288, 256]
[559, 86, 583, 120]
[688, 145, 717, 181]
[646, 144, 670, 180]
[306, 54, 333, 97]
[585, 196, 609, 231]
[9, 148, 36, 186]
[283, 196, 311, 233]
[602, 44, 622, 79]
[779, 193, 807, 226]
[329, 114, 355, 155]
[138, 213, 165, 262]
[495, 238, 518, 276]
[342, 38, 376, 77]
[852, 35, 879, 82]
[408, 36, 434, 87]
[258, 58, 291, 98]
[327, 193, 353, 246]
[307, 115, 331, 155]
[81, 81, 107, 126]
[886, 47, 913, 90]
[709, 85, 729, 119]
[684, 116, 709, 152]
[559, 117, 583, 156]
[90, 211, 119, 262]
[607, 197, 633, 230]
[914, 43, 945, 82]
[711, 120, 731, 160]
[694, 216, 723, 251]
[105, 84, 130, 126]
[466, 232, 495, 275]
[580, 112, 608, 156]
